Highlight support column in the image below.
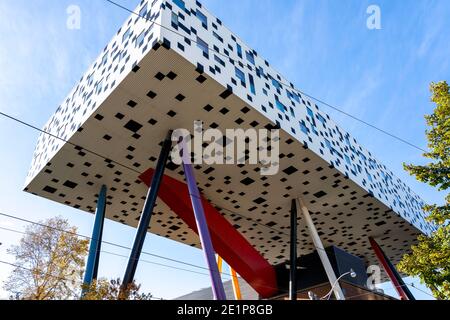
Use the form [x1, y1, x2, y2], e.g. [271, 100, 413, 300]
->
[289, 199, 298, 301]
[230, 268, 242, 300]
[369, 237, 415, 300]
[182, 152, 226, 300]
[297, 198, 346, 300]
[121, 131, 173, 291]
[82, 185, 107, 295]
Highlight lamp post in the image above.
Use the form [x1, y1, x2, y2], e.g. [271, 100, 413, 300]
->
[308, 269, 357, 300]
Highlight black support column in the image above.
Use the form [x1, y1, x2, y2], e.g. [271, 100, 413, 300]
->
[289, 199, 298, 300]
[121, 131, 173, 293]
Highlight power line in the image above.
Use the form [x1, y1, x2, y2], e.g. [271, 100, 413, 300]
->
[2, 214, 435, 300]
[0, 259, 165, 300]
[0, 211, 231, 277]
[104, 0, 427, 153]
[0, 216, 291, 295]
[0, 223, 224, 278]
[0, 111, 140, 175]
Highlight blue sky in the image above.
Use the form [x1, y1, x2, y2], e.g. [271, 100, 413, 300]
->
[1, 0, 449, 300]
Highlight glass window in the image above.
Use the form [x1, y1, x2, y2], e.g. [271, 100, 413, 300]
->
[122, 27, 131, 43]
[345, 155, 351, 166]
[317, 114, 326, 125]
[171, 12, 179, 26]
[272, 78, 281, 90]
[275, 99, 286, 113]
[101, 52, 108, 66]
[235, 67, 246, 85]
[246, 51, 255, 65]
[249, 74, 255, 94]
[196, 9, 207, 27]
[214, 55, 225, 67]
[136, 31, 145, 47]
[213, 31, 223, 43]
[196, 37, 209, 56]
[95, 79, 103, 94]
[236, 44, 242, 58]
[139, 3, 148, 18]
[300, 121, 308, 134]
[173, 0, 185, 10]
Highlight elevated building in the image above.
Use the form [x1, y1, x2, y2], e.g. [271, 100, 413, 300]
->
[25, 0, 431, 300]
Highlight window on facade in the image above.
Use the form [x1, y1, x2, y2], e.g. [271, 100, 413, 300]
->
[317, 114, 326, 125]
[249, 74, 256, 94]
[271, 78, 282, 90]
[173, 0, 186, 10]
[101, 52, 108, 66]
[136, 31, 145, 47]
[275, 99, 286, 113]
[213, 31, 223, 43]
[139, 3, 148, 18]
[95, 79, 103, 94]
[171, 12, 179, 26]
[122, 27, 131, 43]
[196, 9, 207, 27]
[214, 55, 225, 67]
[287, 90, 300, 103]
[300, 121, 308, 134]
[256, 67, 263, 77]
[345, 155, 352, 166]
[196, 36, 209, 57]
[246, 51, 255, 65]
[235, 67, 246, 86]
[236, 44, 243, 58]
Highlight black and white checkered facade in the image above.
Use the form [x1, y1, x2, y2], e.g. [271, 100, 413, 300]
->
[25, 0, 432, 269]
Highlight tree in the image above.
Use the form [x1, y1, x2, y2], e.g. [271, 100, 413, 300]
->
[398, 81, 450, 300]
[81, 278, 154, 300]
[3, 216, 89, 300]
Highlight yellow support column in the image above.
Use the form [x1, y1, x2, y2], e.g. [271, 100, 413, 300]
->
[230, 268, 242, 300]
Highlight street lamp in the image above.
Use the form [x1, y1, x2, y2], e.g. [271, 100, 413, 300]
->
[308, 269, 357, 300]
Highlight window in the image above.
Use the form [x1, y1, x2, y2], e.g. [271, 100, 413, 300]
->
[196, 36, 209, 57]
[214, 55, 225, 67]
[235, 67, 246, 86]
[139, 3, 148, 18]
[300, 121, 308, 134]
[246, 51, 255, 65]
[287, 90, 300, 103]
[136, 31, 145, 47]
[213, 31, 223, 43]
[256, 66, 263, 77]
[122, 27, 131, 43]
[306, 107, 314, 119]
[171, 12, 179, 26]
[101, 52, 108, 66]
[196, 9, 207, 27]
[275, 99, 286, 113]
[95, 79, 103, 94]
[173, 0, 185, 10]
[271, 78, 281, 90]
[317, 114, 326, 126]
[236, 43, 242, 58]
[249, 74, 255, 94]
[345, 155, 352, 166]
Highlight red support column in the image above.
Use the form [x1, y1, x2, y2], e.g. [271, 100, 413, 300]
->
[369, 237, 415, 300]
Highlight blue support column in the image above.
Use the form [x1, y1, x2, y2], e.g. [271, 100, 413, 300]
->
[82, 185, 107, 295]
[121, 131, 173, 292]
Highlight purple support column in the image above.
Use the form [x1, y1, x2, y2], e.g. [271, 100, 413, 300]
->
[181, 145, 226, 300]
